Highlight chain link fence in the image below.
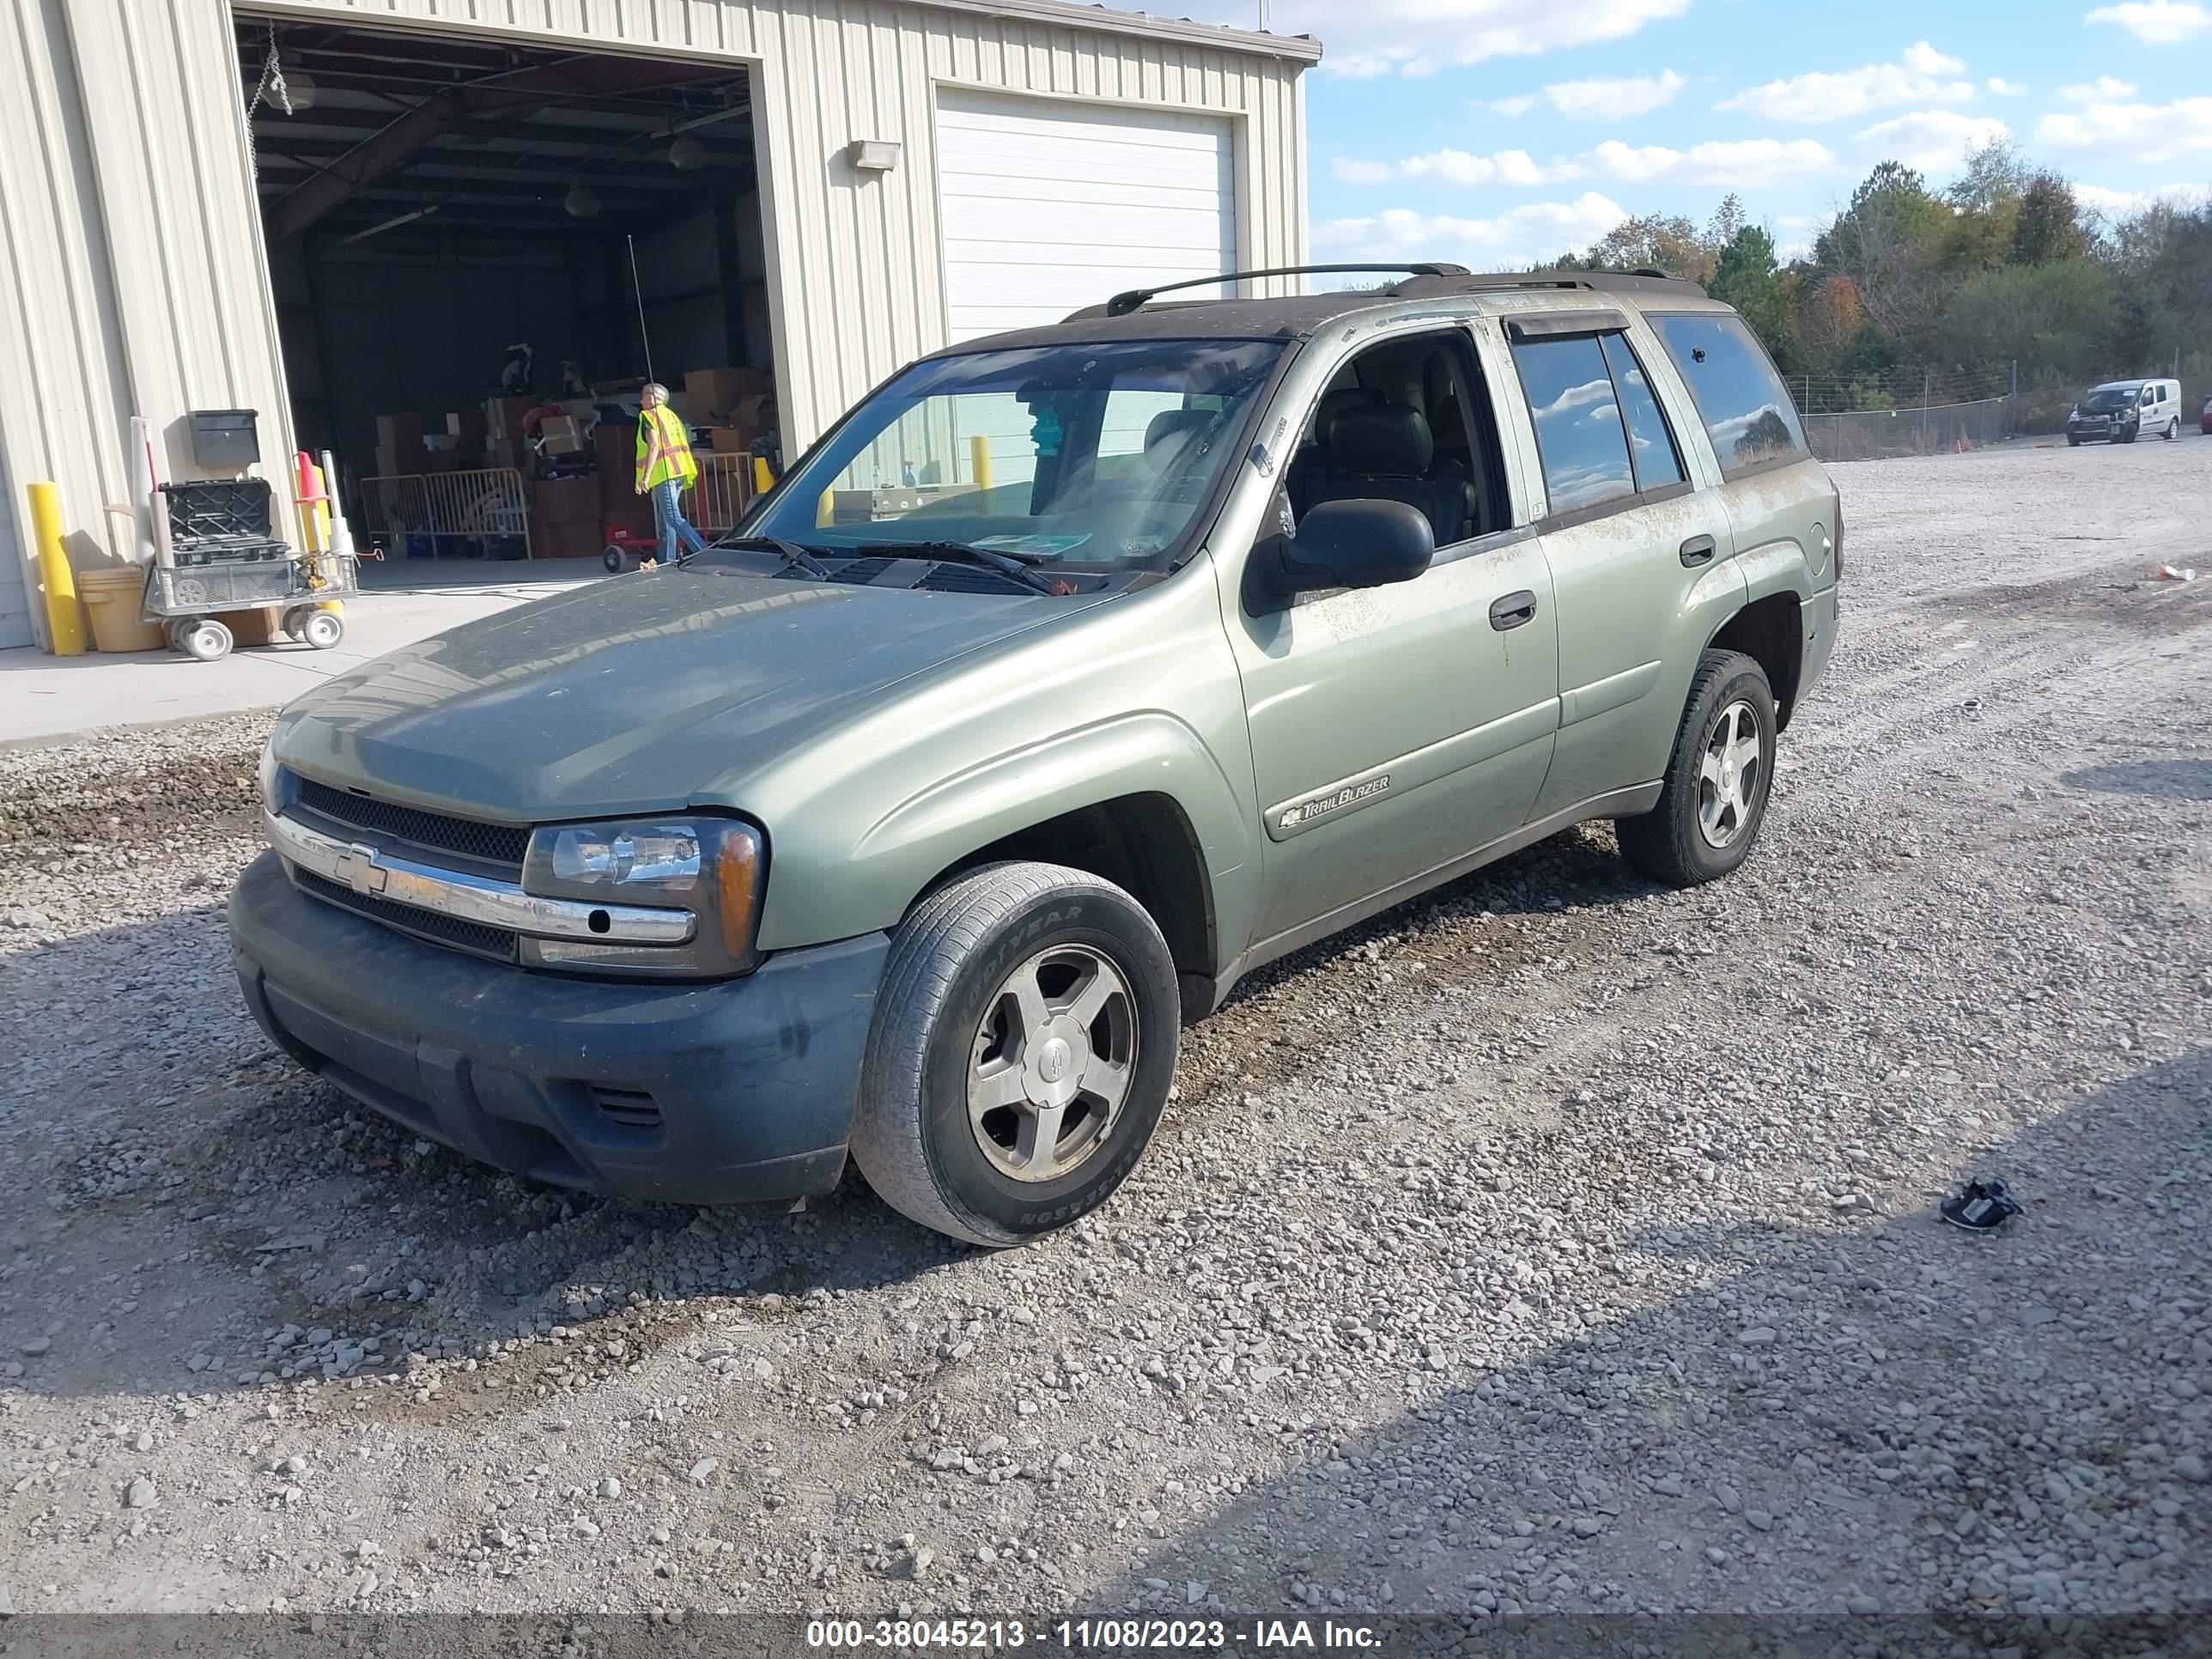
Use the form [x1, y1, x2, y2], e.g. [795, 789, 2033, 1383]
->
[1801, 395, 2017, 462]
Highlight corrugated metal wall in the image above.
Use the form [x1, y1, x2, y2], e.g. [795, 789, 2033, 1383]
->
[0, 0, 1310, 648]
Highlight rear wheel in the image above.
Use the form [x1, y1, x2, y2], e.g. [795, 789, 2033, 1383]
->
[850, 862, 1179, 1247]
[2166, 419, 2180, 441]
[179, 618, 232, 662]
[1616, 650, 1777, 888]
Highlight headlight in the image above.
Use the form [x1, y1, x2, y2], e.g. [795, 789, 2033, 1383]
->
[520, 816, 763, 979]
[258, 740, 288, 815]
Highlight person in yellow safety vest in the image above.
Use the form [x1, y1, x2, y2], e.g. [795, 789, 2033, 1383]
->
[635, 382, 708, 568]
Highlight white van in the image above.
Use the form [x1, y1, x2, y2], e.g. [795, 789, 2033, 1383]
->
[2069, 378, 2185, 445]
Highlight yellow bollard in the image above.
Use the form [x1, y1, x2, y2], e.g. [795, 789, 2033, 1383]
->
[817, 487, 833, 530]
[752, 454, 773, 495]
[27, 482, 87, 657]
[969, 434, 992, 490]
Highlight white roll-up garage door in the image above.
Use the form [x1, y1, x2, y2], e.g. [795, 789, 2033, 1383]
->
[936, 91, 1237, 343]
[0, 450, 30, 651]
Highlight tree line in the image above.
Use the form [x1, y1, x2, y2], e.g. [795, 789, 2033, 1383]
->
[1539, 141, 2212, 410]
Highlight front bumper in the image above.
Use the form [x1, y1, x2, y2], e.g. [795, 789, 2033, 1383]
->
[2068, 420, 2132, 442]
[229, 852, 888, 1206]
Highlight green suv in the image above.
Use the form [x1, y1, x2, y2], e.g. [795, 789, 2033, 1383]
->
[230, 264, 1841, 1246]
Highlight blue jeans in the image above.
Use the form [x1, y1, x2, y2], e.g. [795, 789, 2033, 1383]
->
[651, 477, 708, 563]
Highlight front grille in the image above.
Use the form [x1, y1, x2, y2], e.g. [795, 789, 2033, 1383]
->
[294, 777, 530, 869]
[295, 868, 519, 962]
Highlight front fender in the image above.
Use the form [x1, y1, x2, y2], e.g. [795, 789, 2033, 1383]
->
[733, 569, 1261, 961]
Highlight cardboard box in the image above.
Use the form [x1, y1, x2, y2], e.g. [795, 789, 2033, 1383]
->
[531, 474, 600, 526]
[374, 442, 425, 478]
[730, 392, 778, 432]
[532, 519, 605, 560]
[684, 367, 773, 424]
[537, 415, 586, 456]
[595, 420, 638, 482]
[483, 396, 540, 441]
[375, 412, 426, 447]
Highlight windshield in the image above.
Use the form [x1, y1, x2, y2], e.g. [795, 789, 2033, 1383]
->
[743, 339, 1284, 572]
[2083, 387, 2138, 411]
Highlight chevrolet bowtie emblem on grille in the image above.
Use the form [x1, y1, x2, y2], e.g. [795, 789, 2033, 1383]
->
[331, 842, 390, 897]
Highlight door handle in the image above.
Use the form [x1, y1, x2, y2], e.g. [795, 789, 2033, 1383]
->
[1679, 535, 1717, 568]
[1488, 589, 1537, 631]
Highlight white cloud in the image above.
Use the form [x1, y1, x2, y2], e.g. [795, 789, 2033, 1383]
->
[2060, 76, 2139, 100]
[1854, 111, 2012, 171]
[2074, 180, 2211, 216]
[1333, 136, 1835, 191]
[1313, 194, 1630, 264]
[1332, 148, 1565, 187]
[1718, 43, 1976, 123]
[2086, 0, 2210, 44]
[1584, 137, 1838, 185]
[1985, 76, 2027, 95]
[2036, 95, 2212, 161]
[1540, 70, 1687, 119]
[1484, 94, 1540, 116]
[1176, 0, 1692, 77]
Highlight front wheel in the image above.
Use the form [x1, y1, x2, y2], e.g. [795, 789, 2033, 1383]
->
[301, 610, 344, 650]
[179, 618, 233, 662]
[850, 862, 1180, 1247]
[1616, 650, 1778, 888]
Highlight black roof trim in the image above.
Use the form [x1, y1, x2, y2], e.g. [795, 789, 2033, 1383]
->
[1079, 264, 1707, 325]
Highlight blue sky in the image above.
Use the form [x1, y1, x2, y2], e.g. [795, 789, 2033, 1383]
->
[1170, 0, 2212, 266]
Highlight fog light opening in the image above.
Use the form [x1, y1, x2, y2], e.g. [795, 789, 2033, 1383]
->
[587, 908, 611, 934]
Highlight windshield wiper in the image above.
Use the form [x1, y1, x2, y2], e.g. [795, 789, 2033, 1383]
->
[684, 533, 833, 579]
[854, 539, 1063, 595]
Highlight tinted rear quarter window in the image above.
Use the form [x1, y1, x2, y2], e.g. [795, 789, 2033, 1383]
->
[1600, 333, 1686, 492]
[1651, 313, 1808, 477]
[1511, 335, 1635, 514]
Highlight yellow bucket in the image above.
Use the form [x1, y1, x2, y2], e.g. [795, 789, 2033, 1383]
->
[76, 565, 164, 653]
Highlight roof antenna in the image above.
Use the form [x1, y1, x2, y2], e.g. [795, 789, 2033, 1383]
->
[627, 233, 655, 384]
[1258, 0, 1271, 27]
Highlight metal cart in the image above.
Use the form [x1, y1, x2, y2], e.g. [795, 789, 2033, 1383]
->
[143, 478, 358, 661]
[142, 550, 358, 661]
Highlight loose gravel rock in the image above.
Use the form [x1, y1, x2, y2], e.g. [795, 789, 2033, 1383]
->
[0, 439, 2207, 1620]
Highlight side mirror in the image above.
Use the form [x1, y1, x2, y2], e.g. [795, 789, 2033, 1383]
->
[1252, 499, 1436, 605]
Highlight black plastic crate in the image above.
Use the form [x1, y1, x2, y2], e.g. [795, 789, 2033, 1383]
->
[173, 540, 289, 567]
[162, 478, 274, 545]
[189, 409, 259, 467]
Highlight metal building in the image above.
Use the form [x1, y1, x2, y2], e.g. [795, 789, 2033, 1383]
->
[0, 0, 1316, 650]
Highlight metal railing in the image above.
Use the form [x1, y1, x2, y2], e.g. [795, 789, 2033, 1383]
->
[356, 467, 533, 556]
[1801, 395, 2016, 463]
[684, 454, 757, 534]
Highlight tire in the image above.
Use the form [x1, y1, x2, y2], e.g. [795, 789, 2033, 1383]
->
[179, 618, 232, 662]
[2121, 427, 2138, 444]
[2067, 435, 2081, 447]
[279, 605, 312, 641]
[849, 861, 1180, 1248]
[1616, 649, 1778, 888]
[301, 610, 344, 650]
[603, 548, 626, 572]
[2166, 419, 2180, 441]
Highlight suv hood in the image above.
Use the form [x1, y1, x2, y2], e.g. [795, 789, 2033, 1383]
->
[273, 569, 1102, 820]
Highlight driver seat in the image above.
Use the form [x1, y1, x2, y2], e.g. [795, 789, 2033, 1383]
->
[1302, 405, 1474, 547]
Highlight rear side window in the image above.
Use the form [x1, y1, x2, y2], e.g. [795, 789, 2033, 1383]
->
[1650, 313, 1808, 477]
[1600, 334, 1686, 492]
[1510, 334, 1635, 514]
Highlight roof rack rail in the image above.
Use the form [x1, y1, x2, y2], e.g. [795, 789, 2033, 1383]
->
[1389, 267, 1706, 300]
[1103, 263, 1471, 317]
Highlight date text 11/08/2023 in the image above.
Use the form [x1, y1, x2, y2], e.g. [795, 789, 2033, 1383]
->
[805, 1620, 1385, 1650]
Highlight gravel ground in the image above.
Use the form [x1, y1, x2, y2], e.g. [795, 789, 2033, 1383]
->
[0, 436, 2208, 1628]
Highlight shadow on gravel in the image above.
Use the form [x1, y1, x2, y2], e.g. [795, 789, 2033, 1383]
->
[0, 902, 963, 1406]
[1091, 1049, 2212, 1636]
[1215, 823, 1642, 1014]
[2061, 761, 2212, 803]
